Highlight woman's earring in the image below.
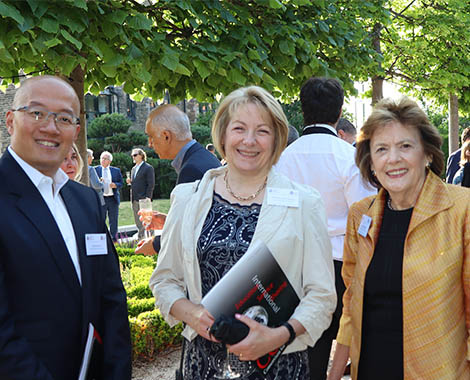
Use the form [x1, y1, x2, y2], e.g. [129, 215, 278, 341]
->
[371, 169, 376, 176]
[426, 161, 432, 168]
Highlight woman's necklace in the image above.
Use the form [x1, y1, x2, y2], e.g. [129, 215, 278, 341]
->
[387, 197, 395, 210]
[224, 171, 267, 202]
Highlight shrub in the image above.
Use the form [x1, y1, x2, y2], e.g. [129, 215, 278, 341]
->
[129, 310, 183, 361]
[127, 297, 155, 317]
[88, 113, 132, 138]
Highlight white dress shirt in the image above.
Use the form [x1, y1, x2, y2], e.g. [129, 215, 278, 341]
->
[8, 146, 82, 284]
[275, 124, 375, 261]
[102, 166, 113, 196]
[132, 161, 144, 179]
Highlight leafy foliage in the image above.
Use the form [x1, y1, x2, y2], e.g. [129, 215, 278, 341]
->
[0, 0, 389, 100]
[382, 0, 470, 111]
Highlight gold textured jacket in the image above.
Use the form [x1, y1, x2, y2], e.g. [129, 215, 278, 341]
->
[336, 171, 470, 379]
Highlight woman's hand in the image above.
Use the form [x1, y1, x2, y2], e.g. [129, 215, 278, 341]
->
[135, 237, 156, 255]
[327, 343, 350, 380]
[170, 299, 218, 342]
[138, 210, 167, 230]
[227, 314, 291, 361]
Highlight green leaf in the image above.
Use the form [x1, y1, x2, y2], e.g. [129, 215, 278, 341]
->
[247, 49, 261, 61]
[279, 40, 294, 55]
[61, 29, 83, 50]
[38, 18, 59, 34]
[127, 14, 152, 31]
[44, 37, 62, 48]
[228, 68, 246, 85]
[194, 60, 210, 80]
[0, 1, 24, 24]
[135, 67, 152, 82]
[18, 15, 35, 33]
[128, 44, 143, 60]
[161, 53, 179, 71]
[108, 9, 127, 24]
[318, 20, 329, 33]
[175, 63, 191, 76]
[73, 0, 87, 10]
[0, 48, 14, 63]
[268, 0, 284, 10]
[101, 64, 117, 77]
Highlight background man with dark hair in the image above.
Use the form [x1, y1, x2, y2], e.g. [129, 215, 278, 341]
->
[336, 118, 357, 146]
[135, 104, 220, 255]
[0, 75, 131, 379]
[276, 77, 374, 380]
[127, 147, 155, 239]
[446, 127, 470, 183]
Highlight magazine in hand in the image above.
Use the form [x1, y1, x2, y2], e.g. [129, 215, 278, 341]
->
[202, 240, 300, 374]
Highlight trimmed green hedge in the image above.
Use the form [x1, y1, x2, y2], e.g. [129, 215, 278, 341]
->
[116, 246, 183, 361]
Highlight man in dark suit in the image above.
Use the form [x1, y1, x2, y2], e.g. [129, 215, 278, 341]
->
[1, 75, 131, 379]
[446, 127, 470, 183]
[95, 151, 123, 242]
[135, 104, 220, 255]
[126, 147, 155, 239]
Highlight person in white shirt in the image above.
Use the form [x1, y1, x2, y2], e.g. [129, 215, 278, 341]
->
[95, 151, 123, 242]
[276, 77, 375, 380]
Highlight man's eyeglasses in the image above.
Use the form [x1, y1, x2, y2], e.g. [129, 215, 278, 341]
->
[12, 106, 80, 129]
[132, 154, 139, 157]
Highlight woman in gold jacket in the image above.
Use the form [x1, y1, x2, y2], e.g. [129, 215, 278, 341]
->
[329, 97, 470, 380]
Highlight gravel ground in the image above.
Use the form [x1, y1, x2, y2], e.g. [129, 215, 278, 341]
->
[131, 342, 351, 380]
[132, 348, 181, 380]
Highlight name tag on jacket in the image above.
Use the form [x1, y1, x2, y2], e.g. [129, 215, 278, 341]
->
[266, 188, 299, 208]
[85, 234, 108, 256]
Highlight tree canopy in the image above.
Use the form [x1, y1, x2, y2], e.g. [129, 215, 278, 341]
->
[0, 0, 388, 100]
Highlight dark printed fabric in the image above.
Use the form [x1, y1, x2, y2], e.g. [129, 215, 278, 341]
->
[183, 336, 309, 380]
[183, 192, 308, 379]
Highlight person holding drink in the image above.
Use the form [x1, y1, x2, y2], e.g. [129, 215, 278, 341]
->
[127, 147, 155, 239]
[149, 85, 336, 379]
[328, 97, 470, 380]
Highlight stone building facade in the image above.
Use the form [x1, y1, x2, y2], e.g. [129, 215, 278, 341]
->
[0, 83, 200, 154]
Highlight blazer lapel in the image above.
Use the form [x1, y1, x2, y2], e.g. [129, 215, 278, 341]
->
[14, 182, 82, 300]
[408, 171, 452, 234]
[252, 169, 289, 244]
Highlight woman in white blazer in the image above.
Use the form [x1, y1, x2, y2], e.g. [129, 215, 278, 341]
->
[149, 86, 335, 380]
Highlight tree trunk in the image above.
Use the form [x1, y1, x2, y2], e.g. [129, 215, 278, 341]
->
[448, 92, 459, 154]
[371, 23, 383, 106]
[67, 65, 89, 185]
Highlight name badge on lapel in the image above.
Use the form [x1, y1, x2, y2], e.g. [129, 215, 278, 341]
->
[358, 215, 372, 237]
[85, 234, 108, 256]
[266, 187, 299, 208]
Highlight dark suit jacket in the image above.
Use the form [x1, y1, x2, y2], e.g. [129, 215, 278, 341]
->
[176, 142, 221, 185]
[0, 151, 131, 380]
[152, 141, 221, 252]
[446, 148, 461, 183]
[130, 161, 155, 202]
[95, 165, 123, 204]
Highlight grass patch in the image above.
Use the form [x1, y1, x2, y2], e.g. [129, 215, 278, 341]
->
[118, 199, 171, 226]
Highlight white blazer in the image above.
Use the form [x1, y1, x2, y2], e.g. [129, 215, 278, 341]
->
[149, 166, 336, 354]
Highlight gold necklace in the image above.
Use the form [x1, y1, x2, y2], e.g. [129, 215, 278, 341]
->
[224, 171, 267, 202]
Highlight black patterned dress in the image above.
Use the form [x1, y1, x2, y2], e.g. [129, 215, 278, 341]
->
[182, 193, 309, 380]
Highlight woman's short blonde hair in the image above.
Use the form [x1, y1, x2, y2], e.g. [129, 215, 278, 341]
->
[72, 143, 84, 181]
[211, 86, 288, 167]
[459, 140, 470, 166]
[356, 97, 444, 188]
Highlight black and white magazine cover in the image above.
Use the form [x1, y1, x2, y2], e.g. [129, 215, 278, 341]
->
[202, 240, 300, 374]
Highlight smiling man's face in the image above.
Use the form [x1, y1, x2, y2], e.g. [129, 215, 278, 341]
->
[5, 77, 80, 177]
